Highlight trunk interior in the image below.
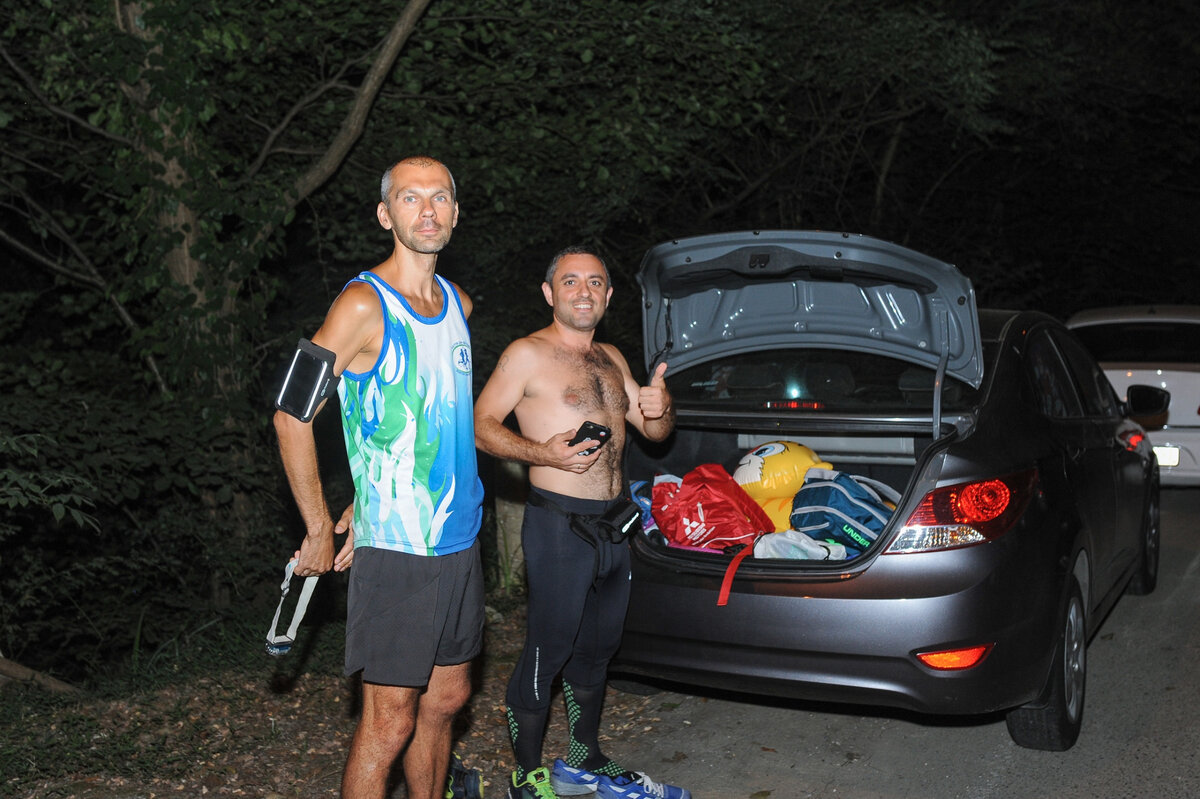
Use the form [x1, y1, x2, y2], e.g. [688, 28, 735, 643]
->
[625, 419, 940, 564]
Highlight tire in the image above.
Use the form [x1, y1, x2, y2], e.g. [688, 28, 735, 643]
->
[1005, 576, 1086, 751]
[1126, 465, 1160, 596]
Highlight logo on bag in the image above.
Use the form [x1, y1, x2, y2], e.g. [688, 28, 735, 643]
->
[681, 504, 712, 543]
[840, 523, 871, 550]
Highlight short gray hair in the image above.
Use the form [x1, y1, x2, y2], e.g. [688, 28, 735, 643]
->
[380, 156, 457, 204]
[545, 245, 610, 285]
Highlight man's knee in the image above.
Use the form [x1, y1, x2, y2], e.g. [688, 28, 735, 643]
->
[359, 684, 419, 736]
[356, 713, 416, 755]
[423, 663, 472, 717]
[429, 683, 470, 716]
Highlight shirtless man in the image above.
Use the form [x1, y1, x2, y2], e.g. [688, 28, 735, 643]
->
[474, 246, 688, 799]
[275, 156, 484, 799]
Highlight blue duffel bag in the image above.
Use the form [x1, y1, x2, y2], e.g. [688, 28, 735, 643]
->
[788, 468, 901, 557]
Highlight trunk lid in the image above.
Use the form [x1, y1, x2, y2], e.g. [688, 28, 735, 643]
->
[637, 230, 983, 389]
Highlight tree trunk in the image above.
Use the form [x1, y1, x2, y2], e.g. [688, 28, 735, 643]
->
[493, 459, 530, 594]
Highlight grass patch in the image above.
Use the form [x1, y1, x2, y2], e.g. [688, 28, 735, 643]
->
[0, 581, 523, 797]
[0, 601, 349, 797]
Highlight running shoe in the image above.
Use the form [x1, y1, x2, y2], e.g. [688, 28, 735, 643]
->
[446, 751, 483, 799]
[550, 759, 601, 795]
[509, 766, 559, 799]
[596, 771, 691, 799]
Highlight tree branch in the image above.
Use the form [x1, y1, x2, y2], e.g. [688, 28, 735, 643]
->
[0, 39, 134, 148]
[0, 183, 169, 394]
[872, 119, 905, 229]
[0, 656, 80, 695]
[918, 151, 974, 222]
[0, 226, 103, 290]
[240, 60, 360, 184]
[287, 0, 436, 212]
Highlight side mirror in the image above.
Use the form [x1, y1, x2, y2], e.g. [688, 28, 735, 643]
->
[1125, 384, 1170, 418]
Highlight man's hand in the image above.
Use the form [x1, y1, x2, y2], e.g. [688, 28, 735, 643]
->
[545, 430, 604, 473]
[638, 362, 671, 420]
[292, 519, 335, 577]
[333, 502, 355, 572]
[292, 503, 355, 576]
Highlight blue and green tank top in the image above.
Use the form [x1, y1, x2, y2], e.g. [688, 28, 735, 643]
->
[338, 271, 483, 556]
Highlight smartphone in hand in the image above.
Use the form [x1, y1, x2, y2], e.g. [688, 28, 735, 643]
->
[568, 421, 611, 456]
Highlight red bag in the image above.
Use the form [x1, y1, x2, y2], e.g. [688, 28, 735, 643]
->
[652, 464, 774, 550]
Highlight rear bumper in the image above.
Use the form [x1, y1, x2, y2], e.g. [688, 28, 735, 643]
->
[614, 537, 1062, 716]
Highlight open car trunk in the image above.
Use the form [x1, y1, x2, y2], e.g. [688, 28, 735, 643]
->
[624, 414, 971, 570]
[628, 231, 984, 569]
[629, 425, 936, 498]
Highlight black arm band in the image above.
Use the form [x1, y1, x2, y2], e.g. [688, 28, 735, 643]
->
[275, 338, 339, 422]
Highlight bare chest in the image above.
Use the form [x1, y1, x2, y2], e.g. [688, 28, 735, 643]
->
[546, 346, 629, 416]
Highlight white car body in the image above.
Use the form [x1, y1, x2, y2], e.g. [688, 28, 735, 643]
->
[1067, 305, 1200, 486]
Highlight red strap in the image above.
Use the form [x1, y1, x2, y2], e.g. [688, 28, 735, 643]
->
[717, 544, 756, 606]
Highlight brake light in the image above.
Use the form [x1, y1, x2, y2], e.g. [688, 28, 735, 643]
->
[764, 399, 825, 410]
[886, 469, 1037, 553]
[957, 480, 1010, 521]
[916, 644, 993, 670]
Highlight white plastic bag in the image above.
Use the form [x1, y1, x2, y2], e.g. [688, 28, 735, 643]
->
[753, 529, 847, 560]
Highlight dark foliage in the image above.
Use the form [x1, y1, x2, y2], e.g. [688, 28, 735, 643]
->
[1, 0, 1197, 683]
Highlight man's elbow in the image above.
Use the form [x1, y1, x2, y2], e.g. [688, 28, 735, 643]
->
[642, 417, 675, 443]
[274, 409, 311, 442]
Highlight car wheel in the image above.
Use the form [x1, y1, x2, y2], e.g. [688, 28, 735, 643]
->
[1005, 576, 1086, 751]
[1126, 465, 1160, 596]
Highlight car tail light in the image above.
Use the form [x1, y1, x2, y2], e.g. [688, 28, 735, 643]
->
[916, 644, 993, 671]
[886, 469, 1037, 554]
[1120, 431, 1145, 451]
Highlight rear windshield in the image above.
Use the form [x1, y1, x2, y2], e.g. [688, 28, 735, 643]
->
[1071, 321, 1200, 363]
[666, 348, 980, 412]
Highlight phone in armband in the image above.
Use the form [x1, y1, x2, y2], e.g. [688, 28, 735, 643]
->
[275, 338, 339, 423]
[568, 421, 611, 456]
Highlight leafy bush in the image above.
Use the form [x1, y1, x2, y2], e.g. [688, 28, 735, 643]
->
[0, 332, 294, 681]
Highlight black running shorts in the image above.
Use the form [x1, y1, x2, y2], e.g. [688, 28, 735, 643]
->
[344, 540, 484, 686]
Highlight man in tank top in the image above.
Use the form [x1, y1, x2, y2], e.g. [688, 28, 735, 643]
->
[275, 156, 484, 799]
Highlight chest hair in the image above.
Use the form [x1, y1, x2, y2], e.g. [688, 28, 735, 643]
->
[555, 345, 629, 414]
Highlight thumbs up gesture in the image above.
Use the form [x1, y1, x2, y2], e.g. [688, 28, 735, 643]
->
[638, 362, 671, 420]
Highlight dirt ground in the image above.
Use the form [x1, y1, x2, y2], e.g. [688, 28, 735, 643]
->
[10, 601, 669, 798]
